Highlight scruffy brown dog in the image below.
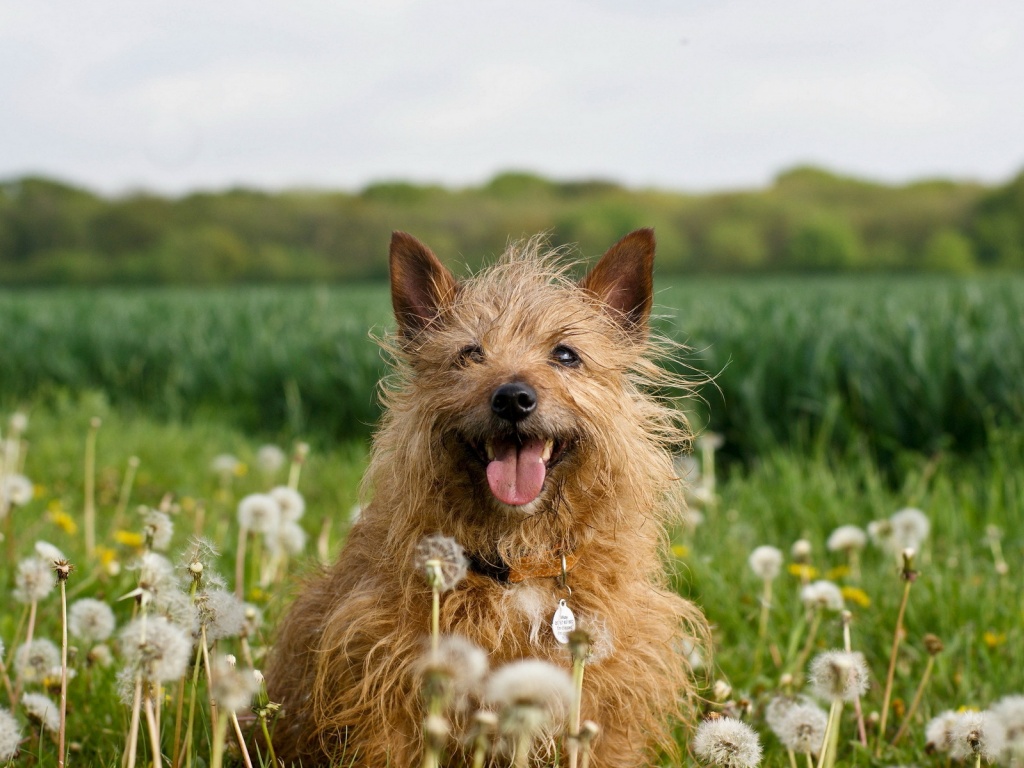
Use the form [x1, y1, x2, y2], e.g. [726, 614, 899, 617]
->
[265, 230, 707, 767]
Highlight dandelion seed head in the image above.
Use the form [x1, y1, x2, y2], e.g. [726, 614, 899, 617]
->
[256, 444, 286, 474]
[131, 552, 175, 597]
[0, 707, 21, 761]
[178, 536, 219, 586]
[266, 520, 307, 556]
[270, 486, 305, 522]
[800, 580, 844, 612]
[153, 589, 199, 631]
[693, 716, 763, 768]
[1, 474, 33, 507]
[88, 644, 114, 667]
[990, 695, 1024, 752]
[196, 588, 246, 641]
[414, 534, 467, 592]
[790, 539, 812, 562]
[141, 508, 174, 551]
[890, 507, 930, 550]
[867, 519, 893, 547]
[210, 654, 260, 714]
[69, 598, 117, 643]
[748, 546, 784, 581]
[950, 710, 1005, 761]
[211, 454, 240, 476]
[826, 525, 867, 552]
[237, 493, 281, 534]
[34, 540, 65, 562]
[118, 615, 192, 682]
[13, 557, 55, 603]
[925, 710, 959, 753]
[776, 703, 828, 755]
[9, 411, 28, 433]
[808, 650, 870, 702]
[419, 635, 489, 709]
[486, 659, 574, 734]
[21, 692, 59, 733]
[14, 639, 60, 685]
[242, 604, 264, 637]
[764, 695, 815, 734]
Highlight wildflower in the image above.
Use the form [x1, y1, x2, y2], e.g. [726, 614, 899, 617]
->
[118, 615, 192, 683]
[256, 444, 287, 475]
[0, 707, 21, 761]
[791, 539, 812, 562]
[210, 654, 260, 714]
[15, 639, 60, 684]
[949, 710, 1005, 762]
[270, 486, 305, 522]
[748, 546, 783, 581]
[179, 536, 219, 585]
[826, 525, 866, 553]
[13, 557, 54, 603]
[839, 586, 871, 607]
[990, 695, 1024, 758]
[1, 474, 34, 507]
[21, 692, 60, 733]
[242, 604, 263, 637]
[764, 695, 815, 734]
[692, 716, 763, 768]
[35, 540, 65, 562]
[787, 564, 818, 580]
[124, 552, 176, 605]
[88, 644, 114, 667]
[141, 507, 174, 551]
[671, 543, 689, 558]
[237, 493, 281, 534]
[808, 650, 870, 702]
[266, 520, 307, 556]
[925, 710, 959, 752]
[196, 588, 246, 641]
[69, 598, 117, 643]
[890, 507, 930, 552]
[775, 702, 828, 755]
[419, 635, 489, 710]
[867, 519, 893, 548]
[114, 530, 145, 548]
[800, 581, 844, 612]
[486, 658, 574, 731]
[49, 508, 78, 534]
[414, 534, 468, 592]
[211, 454, 241, 476]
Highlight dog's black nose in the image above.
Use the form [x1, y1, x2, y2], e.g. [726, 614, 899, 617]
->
[491, 382, 537, 423]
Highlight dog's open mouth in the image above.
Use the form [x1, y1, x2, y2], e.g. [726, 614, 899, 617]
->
[467, 434, 568, 507]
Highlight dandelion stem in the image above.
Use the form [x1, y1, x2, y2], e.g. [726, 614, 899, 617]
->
[235, 525, 249, 601]
[112, 456, 141, 533]
[816, 699, 844, 768]
[841, 612, 867, 746]
[787, 748, 798, 768]
[568, 653, 586, 768]
[58, 579, 69, 768]
[12, 599, 38, 702]
[259, 715, 278, 768]
[181, 642, 205, 768]
[144, 694, 162, 768]
[891, 654, 936, 745]
[230, 711, 254, 768]
[876, 561, 915, 755]
[209, 710, 230, 768]
[791, 608, 823, 678]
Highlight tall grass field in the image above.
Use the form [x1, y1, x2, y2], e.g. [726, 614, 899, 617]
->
[0, 275, 1022, 767]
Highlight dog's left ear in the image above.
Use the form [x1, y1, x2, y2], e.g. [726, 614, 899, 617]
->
[390, 231, 459, 338]
[580, 228, 655, 338]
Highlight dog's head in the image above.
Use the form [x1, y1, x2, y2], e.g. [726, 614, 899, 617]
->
[385, 229, 682, 527]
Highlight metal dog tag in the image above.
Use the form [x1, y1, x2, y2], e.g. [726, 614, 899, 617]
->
[551, 599, 576, 644]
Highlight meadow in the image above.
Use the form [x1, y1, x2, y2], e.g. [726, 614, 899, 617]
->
[0, 275, 1022, 767]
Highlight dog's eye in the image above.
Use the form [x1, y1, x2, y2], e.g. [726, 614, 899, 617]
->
[551, 344, 581, 368]
[456, 344, 485, 366]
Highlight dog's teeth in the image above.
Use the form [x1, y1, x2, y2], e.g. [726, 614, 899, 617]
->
[485, 440, 496, 461]
[541, 439, 554, 462]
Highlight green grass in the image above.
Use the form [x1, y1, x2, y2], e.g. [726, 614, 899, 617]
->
[2, 275, 1022, 460]
[1, 395, 1022, 766]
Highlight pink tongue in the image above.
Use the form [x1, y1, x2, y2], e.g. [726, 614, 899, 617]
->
[486, 438, 547, 506]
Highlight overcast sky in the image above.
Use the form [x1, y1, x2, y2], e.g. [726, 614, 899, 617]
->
[2, 0, 1023, 196]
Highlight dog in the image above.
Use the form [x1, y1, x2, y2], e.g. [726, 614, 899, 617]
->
[265, 229, 707, 766]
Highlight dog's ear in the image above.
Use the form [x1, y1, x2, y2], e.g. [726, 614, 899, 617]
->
[580, 228, 655, 338]
[389, 231, 459, 338]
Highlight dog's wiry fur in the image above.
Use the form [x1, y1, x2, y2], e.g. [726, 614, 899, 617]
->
[265, 230, 708, 767]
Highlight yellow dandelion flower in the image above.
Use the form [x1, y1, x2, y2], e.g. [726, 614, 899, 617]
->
[671, 544, 689, 558]
[248, 586, 267, 603]
[787, 564, 819, 580]
[826, 565, 850, 580]
[983, 631, 1006, 648]
[114, 530, 145, 547]
[840, 586, 871, 607]
[49, 509, 78, 535]
[180, 496, 197, 512]
[233, 462, 249, 478]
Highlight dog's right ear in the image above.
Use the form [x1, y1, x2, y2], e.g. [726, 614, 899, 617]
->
[389, 231, 459, 338]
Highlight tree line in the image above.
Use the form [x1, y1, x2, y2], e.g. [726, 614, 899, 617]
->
[1, 165, 1022, 284]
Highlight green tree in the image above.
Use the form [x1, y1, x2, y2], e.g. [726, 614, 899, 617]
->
[921, 229, 975, 273]
[786, 215, 864, 270]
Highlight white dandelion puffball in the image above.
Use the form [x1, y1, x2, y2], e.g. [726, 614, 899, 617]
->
[142, 508, 174, 551]
[9, 411, 28, 433]
[808, 650, 870, 702]
[15, 639, 60, 684]
[118, 615, 192, 682]
[237, 493, 281, 534]
[764, 695, 815, 734]
[826, 525, 867, 552]
[266, 520, 307, 556]
[13, 557, 54, 603]
[486, 659, 574, 722]
[693, 716, 763, 768]
[990, 694, 1024, 754]
[211, 454, 240, 476]
[790, 539, 812, 561]
[776, 702, 828, 755]
[197, 588, 246, 641]
[2, 474, 34, 507]
[210, 654, 260, 714]
[414, 534, 468, 592]
[748, 546, 784, 581]
[256, 444, 286, 475]
[800, 580, 844, 612]
[34, 540, 66, 563]
[419, 634, 490, 707]
[270, 486, 305, 522]
[69, 598, 117, 643]
[925, 710, 959, 753]
[0, 706, 22, 761]
[21, 692, 59, 733]
[890, 507, 930, 551]
[949, 710, 1005, 761]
